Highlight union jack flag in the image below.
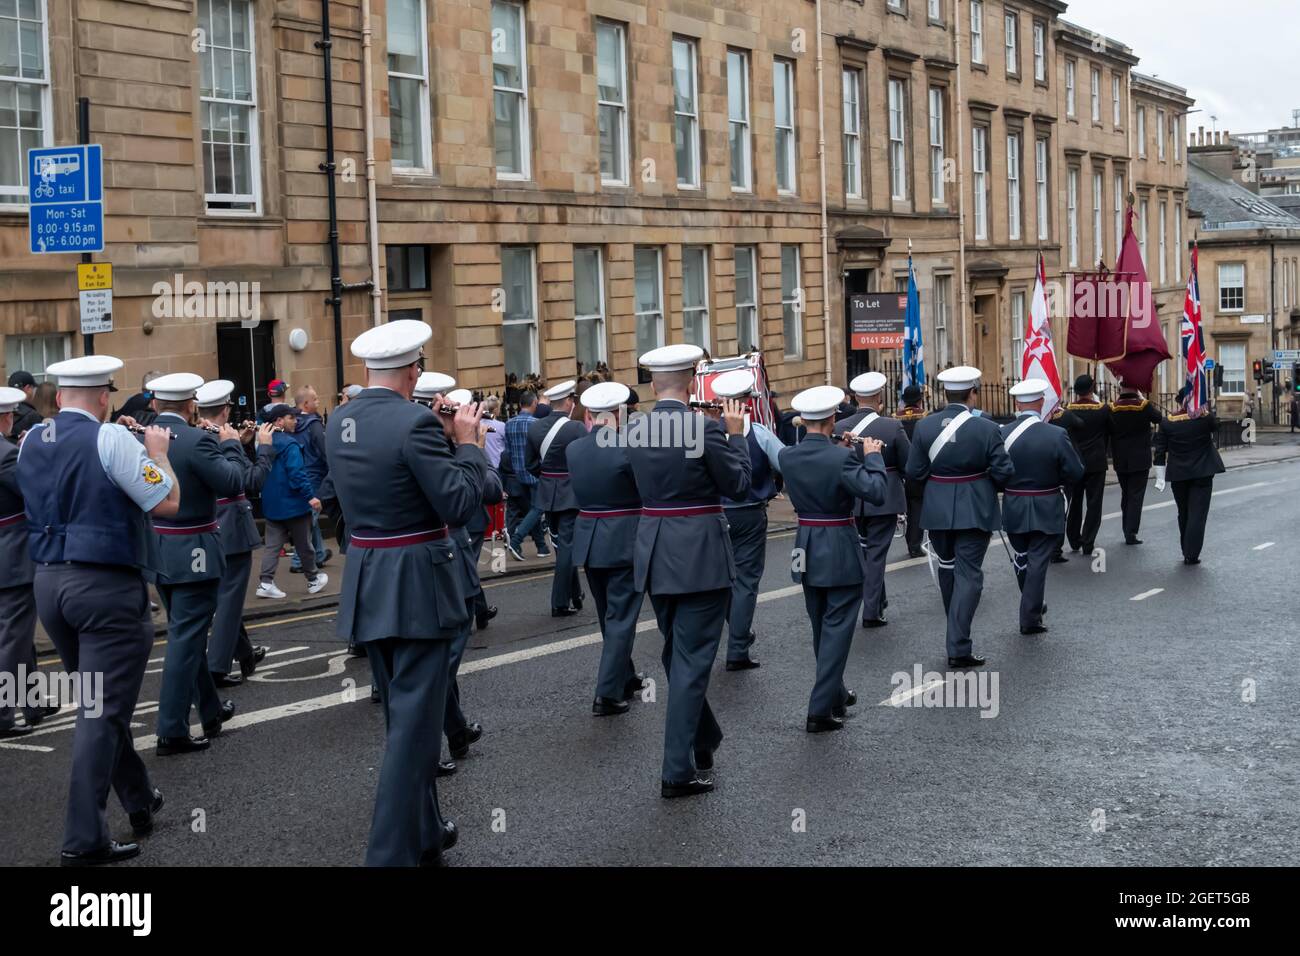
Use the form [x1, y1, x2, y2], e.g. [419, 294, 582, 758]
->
[1180, 245, 1208, 415]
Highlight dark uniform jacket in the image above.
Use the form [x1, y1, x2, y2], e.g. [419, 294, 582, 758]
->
[1153, 411, 1226, 481]
[0, 436, 33, 587]
[149, 411, 247, 585]
[625, 400, 751, 594]
[568, 426, 642, 569]
[217, 442, 275, 556]
[1064, 400, 1111, 473]
[525, 410, 586, 513]
[904, 403, 1015, 532]
[7, 402, 41, 443]
[1108, 396, 1162, 474]
[898, 406, 927, 497]
[778, 434, 887, 588]
[326, 388, 487, 642]
[833, 409, 910, 517]
[998, 414, 1085, 534]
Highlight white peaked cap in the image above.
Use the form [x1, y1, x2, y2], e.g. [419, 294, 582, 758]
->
[413, 372, 455, 399]
[544, 380, 577, 401]
[1009, 378, 1050, 399]
[352, 319, 432, 369]
[581, 381, 630, 412]
[195, 379, 235, 407]
[446, 388, 473, 405]
[147, 372, 204, 402]
[938, 365, 982, 390]
[791, 385, 845, 421]
[849, 371, 887, 397]
[638, 343, 704, 373]
[46, 355, 124, 388]
[0, 386, 25, 413]
[711, 369, 756, 399]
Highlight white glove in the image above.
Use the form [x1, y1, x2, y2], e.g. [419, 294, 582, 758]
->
[1154, 465, 1167, 493]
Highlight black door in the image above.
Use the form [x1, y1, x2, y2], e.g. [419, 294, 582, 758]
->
[217, 321, 277, 422]
[844, 268, 873, 385]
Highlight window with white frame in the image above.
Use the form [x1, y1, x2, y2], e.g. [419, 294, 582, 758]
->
[728, 49, 752, 191]
[501, 246, 538, 379]
[492, 0, 530, 179]
[1092, 170, 1103, 264]
[887, 0, 904, 11]
[929, 86, 945, 204]
[928, 0, 941, 21]
[1065, 59, 1076, 117]
[1136, 106, 1146, 157]
[0, 0, 50, 204]
[1090, 67, 1100, 123]
[1139, 197, 1148, 261]
[200, 0, 260, 212]
[735, 246, 759, 353]
[1173, 114, 1181, 162]
[1174, 202, 1182, 282]
[970, 1, 984, 64]
[1158, 200, 1167, 285]
[387, 0, 430, 172]
[682, 246, 710, 349]
[933, 274, 951, 367]
[596, 20, 629, 185]
[671, 38, 700, 188]
[1218, 263, 1244, 312]
[972, 125, 988, 240]
[888, 77, 907, 201]
[1156, 108, 1166, 161]
[1007, 133, 1021, 240]
[1011, 290, 1026, 372]
[842, 67, 862, 199]
[1032, 20, 1045, 82]
[774, 57, 797, 193]
[1004, 12, 1018, 75]
[4, 332, 68, 382]
[574, 247, 606, 373]
[1035, 136, 1049, 241]
[781, 245, 803, 358]
[1114, 171, 1125, 253]
[634, 247, 665, 356]
[1112, 73, 1121, 127]
[1067, 167, 1079, 267]
[1219, 342, 1246, 395]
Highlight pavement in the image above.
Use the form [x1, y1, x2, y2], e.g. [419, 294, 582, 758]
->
[4, 451, 1299, 866]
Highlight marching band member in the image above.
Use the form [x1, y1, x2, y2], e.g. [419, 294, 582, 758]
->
[897, 385, 927, 559]
[779, 386, 887, 733]
[526, 381, 587, 617]
[1108, 386, 1162, 546]
[1063, 375, 1111, 557]
[1154, 387, 1225, 565]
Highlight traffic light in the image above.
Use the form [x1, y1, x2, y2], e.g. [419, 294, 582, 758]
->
[1253, 359, 1263, 382]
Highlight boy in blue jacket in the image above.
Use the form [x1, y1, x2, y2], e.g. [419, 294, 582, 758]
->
[257, 404, 328, 598]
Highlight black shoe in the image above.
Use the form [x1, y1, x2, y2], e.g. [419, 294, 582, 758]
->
[129, 788, 164, 836]
[725, 655, 760, 671]
[475, 605, 498, 629]
[592, 696, 629, 716]
[694, 748, 714, 771]
[622, 672, 648, 700]
[570, 595, 584, 612]
[418, 821, 458, 867]
[948, 654, 988, 668]
[661, 776, 714, 799]
[25, 704, 61, 725]
[346, 643, 367, 659]
[201, 699, 236, 737]
[843, 690, 857, 707]
[862, 617, 888, 628]
[908, 549, 925, 559]
[156, 735, 209, 756]
[61, 841, 140, 867]
[448, 722, 482, 759]
[1020, 624, 1049, 635]
[211, 671, 243, 688]
[239, 646, 270, 677]
[551, 607, 577, 617]
[806, 715, 845, 733]
[1125, 536, 1143, 545]
[289, 565, 303, 574]
[0, 723, 32, 738]
[436, 759, 457, 777]
[370, 685, 381, 703]
[1184, 557, 1201, 565]
[1050, 553, 1069, 564]
[318, 548, 334, 567]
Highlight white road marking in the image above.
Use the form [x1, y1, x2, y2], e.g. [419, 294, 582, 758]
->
[145, 644, 310, 675]
[1130, 588, 1164, 602]
[0, 741, 55, 752]
[1253, 542, 1276, 551]
[879, 677, 947, 707]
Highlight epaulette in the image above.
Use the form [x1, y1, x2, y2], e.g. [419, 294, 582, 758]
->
[1166, 413, 1189, 422]
[1067, 402, 1105, 410]
[1108, 399, 1149, 412]
[897, 409, 926, 421]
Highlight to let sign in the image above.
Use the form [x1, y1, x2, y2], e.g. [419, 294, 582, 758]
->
[849, 293, 907, 350]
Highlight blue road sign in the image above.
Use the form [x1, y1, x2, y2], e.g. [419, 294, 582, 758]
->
[27, 144, 104, 254]
[1204, 358, 1216, 371]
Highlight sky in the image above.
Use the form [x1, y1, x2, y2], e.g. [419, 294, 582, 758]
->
[1073, 0, 1299, 134]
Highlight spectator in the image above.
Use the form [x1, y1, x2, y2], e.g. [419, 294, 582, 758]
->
[258, 378, 290, 423]
[5, 371, 41, 440]
[481, 395, 507, 469]
[256, 404, 327, 598]
[502, 389, 549, 560]
[110, 370, 162, 426]
[288, 385, 332, 573]
[31, 382, 57, 420]
[337, 383, 362, 407]
[1290, 392, 1299, 434]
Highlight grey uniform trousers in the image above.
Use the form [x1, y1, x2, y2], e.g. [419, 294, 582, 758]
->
[0, 584, 41, 729]
[365, 636, 452, 867]
[725, 504, 767, 661]
[155, 580, 223, 739]
[928, 530, 991, 659]
[649, 589, 727, 784]
[802, 583, 860, 718]
[208, 550, 254, 675]
[857, 514, 896, 622]
[586, 565, 643, 700]
[468, 531, 489, 620]
[443, 600, 474, 745]
[34, 564, 156, 854]
[1007, 531, 1055, 630]
[547, 509, 582, 611]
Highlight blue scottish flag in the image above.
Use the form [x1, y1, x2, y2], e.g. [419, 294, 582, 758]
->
[901, 254, 925, 393]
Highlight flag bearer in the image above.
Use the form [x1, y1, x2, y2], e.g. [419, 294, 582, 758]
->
[1108, 387, 1162, 546]
[1154, 387, 1225, 565]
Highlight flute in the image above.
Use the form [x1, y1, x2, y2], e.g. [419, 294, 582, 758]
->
[437, 403, 459, 415]
[689, 400, 724, 410]
[838, 433, 886, 448]
[123, 422, 178, 440]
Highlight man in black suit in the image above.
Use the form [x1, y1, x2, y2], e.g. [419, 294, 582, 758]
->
[1108, 387, 1162, 545]
[1154, 389, 1225, 565]
[1064, 375, 1110, 555]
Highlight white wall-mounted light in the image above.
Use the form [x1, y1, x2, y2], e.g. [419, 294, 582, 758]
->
[289, 328, 309, 352]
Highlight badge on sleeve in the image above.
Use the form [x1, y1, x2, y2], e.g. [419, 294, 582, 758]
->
[143, 463, 163, 485]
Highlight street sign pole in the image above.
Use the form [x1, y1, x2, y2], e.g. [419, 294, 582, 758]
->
[78, 97, 94, 356]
